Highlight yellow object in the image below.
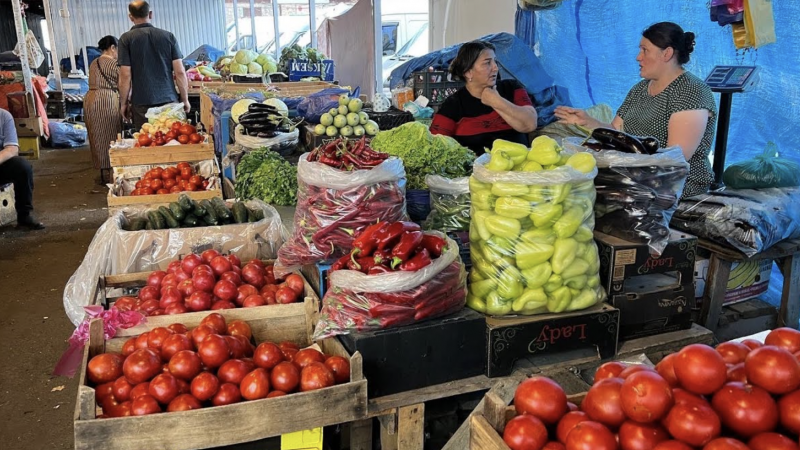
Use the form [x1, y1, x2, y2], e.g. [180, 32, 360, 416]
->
[743, 0, 776, 48]
[282, 428, 323, 450]
[18, 136, 40, 160]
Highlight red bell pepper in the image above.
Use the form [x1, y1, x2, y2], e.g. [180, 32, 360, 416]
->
[350, 221, 388, 262]
[375, 221, 421, 251]
[390, 231, 423, 268]
[398, 248, 432, 271]
[420, 234, 447, 258]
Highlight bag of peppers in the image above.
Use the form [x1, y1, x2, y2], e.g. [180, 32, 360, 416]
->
[275, 140, 409, 274]
[422, 175, 471, 232]
[468, 137, 606, 316]
[312, 222, 467, 339]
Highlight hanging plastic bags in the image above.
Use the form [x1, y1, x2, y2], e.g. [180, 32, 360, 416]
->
[744, 0, 776, 48]
[723, 143, 800, 189]
[13, 30, 44, 68]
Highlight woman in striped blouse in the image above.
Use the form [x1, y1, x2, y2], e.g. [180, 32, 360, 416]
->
[84, 35, 123, 184]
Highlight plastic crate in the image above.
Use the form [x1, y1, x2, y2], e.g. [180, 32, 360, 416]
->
[362, 107, 413, 130]
[412, 71, 463, 110]
[281, 428, 323, 450]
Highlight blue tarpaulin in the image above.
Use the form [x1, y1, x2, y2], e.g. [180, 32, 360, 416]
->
[184, 45, 226, 66]
[60, 47, 100, 74]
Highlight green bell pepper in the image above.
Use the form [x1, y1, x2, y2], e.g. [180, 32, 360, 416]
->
[521, 161, 544, 172]
[523, 186, 547, 203]
[495, 196, 533, 219]
[482, 242, 510, 263]
[473, 210, 493, 241]
[469, 223, 481, 243]
[528, 142, 561, 166]
[472, 190, 496, 211]
[587, 275, 601, 289]
[512, 288, 548, 312]
[518, 216, 534, 231]
[552, 238, 578, 275]
[521, 228, 556, 245]
[565, 196, 594, 217]
[491, 182, 529, 197]
[566, 289, 597, 311]
[546, 286, 572, 313]
[564, 275, 588, 290]
[497, 267, 524, 299]
[486, 236, 517, 254]
[470, 278, 497, 299]
[486, 291, 513, 315]
[553, 207, 585, 239]
[529, 203, 563, 228]
[470, 176, 492, 193]
[486, 149, 514, 172]
[543, 273, 564, 293]
[560, 258, 590, 279]
[469, 269, 485, 284]
[471, 250, 497, 279]
[580, 243, 600, 274]
[565, 153, 597, 174]
[515, 241, 555, 270]
[550, 184, 571, 204]
[485, 215, 521, 239]
[493, 140, 529, 164]
[466, 294, 487, 313]
[521, 262, 552, 289]
[573, 225, 594, 243]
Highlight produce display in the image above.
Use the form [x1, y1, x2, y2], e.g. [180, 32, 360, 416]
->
[121, 195, 264, 230]
[307, 137, 388, 170]
[186, 62, 221, 82]
[234, 149, 298, 206]
[468, 137, 604, 316]
[134, 120, 205, 147]
[215, 50, 278, 77]
[275, 152, 408, 269]
[129, 163, 211, 196]
[370, 121, 476, 190]
[85, 312, 350, 418]
[232, 98, 302, 139]
[497, 327, 800, 450]
[423, 175, 470, 232]
[313, 224, 466, 339]
[111, 252, 305, 317]
[278, 45, 327, 76]
[311, 94, 380, 138]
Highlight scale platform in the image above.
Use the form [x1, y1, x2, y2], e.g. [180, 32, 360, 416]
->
[705, 65, 759, 93]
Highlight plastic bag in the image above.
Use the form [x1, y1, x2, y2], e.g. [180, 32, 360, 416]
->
[296, 87, 351, 123]
[744, 0, 776, 48]
[48, 121, 87, 148]
[234, 128, 299, 154]
[423, 175, 470, 232]
[313, 233, 466, 339]
[565, 138, 689, 256]
[62, 200, 287, 326]
[275, 153, 409, 273]
[145, 102, 187, 125]
[723, 143, 800, 189]
[468, 151, 605, 316]
[13, 30, 44, 68]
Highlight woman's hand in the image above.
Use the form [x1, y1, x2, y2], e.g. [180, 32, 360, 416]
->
[480, 86, 503, 108]
[554, 106, 593, 126]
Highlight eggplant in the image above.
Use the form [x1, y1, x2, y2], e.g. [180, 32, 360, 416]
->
[591, 128, 648, 154]
[636, 136, 660, 154]
[248, 103, 280, 113]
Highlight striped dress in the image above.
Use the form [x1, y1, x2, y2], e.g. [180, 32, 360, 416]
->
[84, 55, 123, 170]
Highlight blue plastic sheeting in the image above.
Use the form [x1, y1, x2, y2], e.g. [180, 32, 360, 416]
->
[60, 47, 101, 74]
[387, 32, 571, 127]
[48, 122, 87, 148]
[534, 1, 800, 168]
[184, 44, 226, 66]
[515, 6, 537, 46]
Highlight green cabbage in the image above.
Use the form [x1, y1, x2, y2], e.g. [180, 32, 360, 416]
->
[229, 62, 247, 75]
[255, 53, 275, 66]
[261, 60, 278, 74]
[247, 62, 264, 75]
[234, 49, 256, 65]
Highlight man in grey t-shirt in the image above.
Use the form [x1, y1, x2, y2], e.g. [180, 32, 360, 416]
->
[0, 109, 44, 230]
[118, 1, 190, 130]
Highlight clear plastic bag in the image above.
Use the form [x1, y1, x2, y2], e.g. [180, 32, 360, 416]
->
[565, 138, 690, 256]
[62, 199, 286, 326]
[234, 128, 299, 152]
[313, 234, 466, 339]
[423, 175, 471, 232]
[468, 151, 605, 316]
[723, 143, 800, 189]
[145, 102, 187, 124]
[275, 153, 409, 274]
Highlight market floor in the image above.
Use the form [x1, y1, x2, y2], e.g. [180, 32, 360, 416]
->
[0, 146, 108, 450]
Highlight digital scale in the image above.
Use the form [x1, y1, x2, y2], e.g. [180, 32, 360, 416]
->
[704, 65, 759, 188]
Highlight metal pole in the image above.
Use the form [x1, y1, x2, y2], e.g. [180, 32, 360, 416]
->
[78, 0, 89, 78]
[42, 0, 62, 90]
[711, 92, 734, 188]
[273, 0, 280, 61]
[309, 0, 316, 49]
[249, 0, 257, 51]
[373, 0, 382, 95]
[11, 0, 34, 113]
[61, 0, 80, 76]
[233, 0, 240, 51]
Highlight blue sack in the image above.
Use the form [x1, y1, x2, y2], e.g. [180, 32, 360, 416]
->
[296, 87, 352, 123]
[48, 122, 87, 148]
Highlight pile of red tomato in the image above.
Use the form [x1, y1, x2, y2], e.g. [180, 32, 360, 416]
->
[130, 162, 210, 196]
[135, 121, 204, 147]
[112, 250, 305, 317]
[502, 328, 800, 450]
[86, 312, 351, 417]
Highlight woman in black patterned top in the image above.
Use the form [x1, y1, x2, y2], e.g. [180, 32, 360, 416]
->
[555, 22, 717, 198]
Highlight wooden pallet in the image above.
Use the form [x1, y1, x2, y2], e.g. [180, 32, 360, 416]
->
[109, 143, 215, 167]
[73, 313, 367, 449]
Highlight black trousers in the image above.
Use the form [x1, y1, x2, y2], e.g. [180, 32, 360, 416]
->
[0, 156, 34, 219]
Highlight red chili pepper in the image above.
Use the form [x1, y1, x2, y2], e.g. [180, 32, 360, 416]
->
[376, 221, 421, 251]
[420, 234, 447, 258]
[354, 256, 378, 273]
[373, 249, 392, 265]
[351, 221, 387, 260]
[330, 254, 350, 272]
[367, 264, 393, 275]
[390, 231, 423, 268]
[398, 248, 432, 271]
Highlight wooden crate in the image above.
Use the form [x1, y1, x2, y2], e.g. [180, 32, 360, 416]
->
[93, 263, 320, 338]
[73, 313, 367, 449]
[109, 142, 215, 168]
[106, 187, 222, 215]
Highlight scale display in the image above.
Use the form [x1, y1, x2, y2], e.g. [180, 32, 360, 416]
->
[705, 65, 759, 93]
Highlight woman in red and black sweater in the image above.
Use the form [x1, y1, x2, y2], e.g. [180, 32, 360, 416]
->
[429, 40, 537, 155]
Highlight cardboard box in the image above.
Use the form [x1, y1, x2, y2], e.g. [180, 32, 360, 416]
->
[595, 230, 697, 296]
[694, 257, 772, 304]
[611, 273, 694, 341]
[485, 303, 619, 377]
[339, 308, 487, 397]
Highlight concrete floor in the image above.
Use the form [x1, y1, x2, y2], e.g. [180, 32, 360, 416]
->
[0, 146, 108, 450]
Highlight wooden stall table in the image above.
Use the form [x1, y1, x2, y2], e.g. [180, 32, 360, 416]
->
[698, 238, 800, 332]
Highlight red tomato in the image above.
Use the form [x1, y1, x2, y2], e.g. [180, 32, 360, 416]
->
[138, 285, 160, 302]
[663, 402, 721, 447]
[618, 421, 669, 450]
[198, 313, 227, 335]
[160, 333, 193, 362]
[514, 376, 568, 426]
[284, 274, 306, 295]
[199, 249, 220, 264]
[742, 339, 763, 350]
[236, 284, 258, 307]
[179, 124, 196, 136]
[130, 394, 161, 416]
[189, 133, 203, 144]
[88, 353, 125, 384]
[254, 343, 285, 370]
[197, 334, 231, 369]
[134, 332, 150, 350]
[710, 382, 778, 438]
[208, 255, 232, 276]
[190, 372, 220, 401]
[565, 421, 617, 450]
[129, 382, 150, 401]
[702, 438, 748, 450]
[778, 389, 800, 435]
[502, 414, 548, 450]
[158, 287, 182, 310]
[271, 361, 301, 393]
[227, 320, 252, 341]
[104, 400, 132, 418]
[146, 270, 167, 289]
[225, 335, 253, 359]
[581, 377, 625, 429]
[293, 349, 326, 369]
[653, 441, 693, 450]
[220, 271, 243, 286]
[672, 387, 708, 408]
[191, 325, 215, 347]
[241, 264, 266, 288]
[167, 323, 189, 335]
[279, 341, 300, 360]
[180, 166, 193, 180]
[716, 341, 751, 365]
[275, 286, 299, 304]
[745, 346, 800, 394]
[160, 273, 179, 289]
[300, 362, 335, 392]
[618, 365, 656, 380]
[218, 359, 256, 385]
[727, 362, 747, 383]
[112, 376, 134, 402]
[177, 134, 190, 145]
[766, 328, 800, 353]
[260, 289, 277, 305]
[177, 279, 196, 298]
[211, 300, 236, 310]
[168, 350, 202, 381]
[192, 270, 216, 294]
[324, 356, 351, 384]
[176, 162, 191, 171]
[212, 280, 238, 302]
[654, 354, 679, 387]
[211, 383, 241, 406]
[146, 327, 173, 351]
[164, 179, 178, 190]
[674, 344, 727, 395]
[748, 433, 799, 450]
[165, 303, 189, 315]
[266, 390, 286, 398]
[114, 296, 138, 312]
[122, 338, 137, 357]
[556, 411, 589, 444]
[94, 382, 115, 407]
[148, 373, 179, 405]
[180, 254, 203, 276]
[123, 349, 162, 384]
[620, 371, 674, 423]
[149, 178, 164, 191]
[243, 294, 266, 307]
[166, 394, 202, 412]
[543, 443, 565, 450]
[187, 291, 213, 312]
[240, 368, 271, 400]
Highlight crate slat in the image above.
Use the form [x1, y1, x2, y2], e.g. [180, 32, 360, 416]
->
[109, 143, 214, 167]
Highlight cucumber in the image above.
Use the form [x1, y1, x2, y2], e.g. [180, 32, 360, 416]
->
[182, 214, 199, 227]
[202, 213, 219, 226]
[178, 194, 193, 212]
[192, 199, 207, 217]
[200, 200, 218, 223]
[159, 206, 180, 229]
[145, 220, 154, 230]
[169, 202, 186, 221]
[211, 197, 233, 222]
[129, 218, 147, 231]
[232, 202, 248, 224]
[148, 210, 165, 229]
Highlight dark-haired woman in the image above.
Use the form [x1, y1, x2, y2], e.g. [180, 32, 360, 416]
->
[84, 35, 123, 184]
[555, 22, 717, 197]
[430, 40, 537, 155]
